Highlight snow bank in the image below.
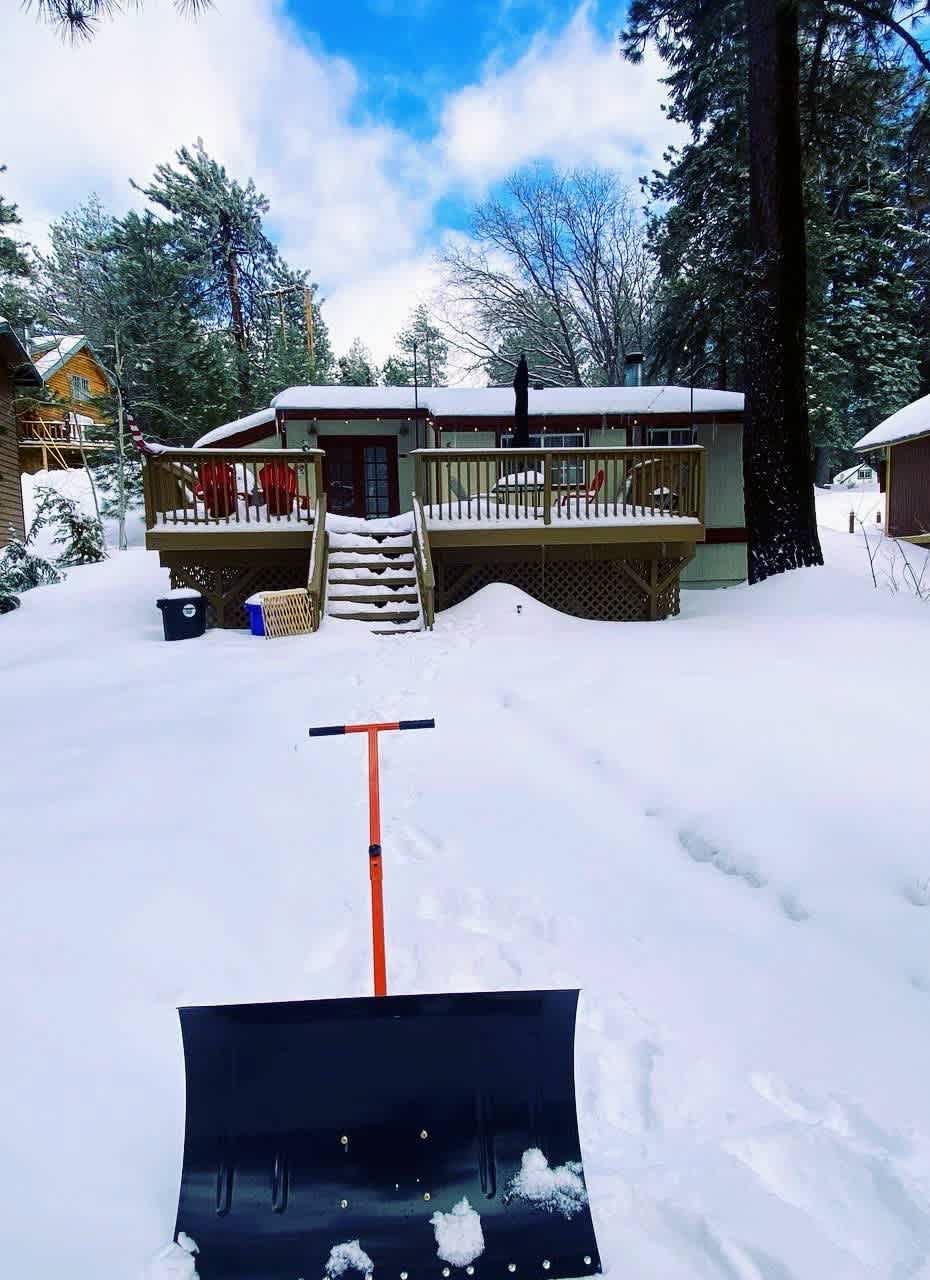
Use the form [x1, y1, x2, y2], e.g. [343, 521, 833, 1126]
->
[142, 1235, 198, 1280]
[20, 469, 146, 554]
[324, 1240, 374, 1278]
[430, 1197, 484, 1267]
[506, 1149, 589, 1219]
[855, 391, 930, 450]
[3, 508, 930, 1280]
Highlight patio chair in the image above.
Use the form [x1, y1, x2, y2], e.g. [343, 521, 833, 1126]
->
[194, 460, 238, 518]
[559, 467, 605, 508]
[258, 460, 298, 517]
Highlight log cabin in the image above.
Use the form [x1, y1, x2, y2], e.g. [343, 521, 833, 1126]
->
[0, 318, 42, 548]
[140, 384, 748, 630]
[17, 333, 112, 473]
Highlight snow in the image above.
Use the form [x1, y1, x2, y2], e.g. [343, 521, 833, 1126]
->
[157, 587, 202, 600]
[855, 391, 930, 450]
[506, 1149, 589, 1219]
[324, 1240, 374, 1278]
[3, 491, 930, 1280]
[430, 1197, 485, 1267]
[30, 333, 85, 378]
[194, 407, 277, 449]
[142, 1235, 198, 1280]
[20, 468, 147, 556]
[269, 384, 745, 418]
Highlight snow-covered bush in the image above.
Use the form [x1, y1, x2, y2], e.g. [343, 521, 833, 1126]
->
[0, 528, 62, 612]
[32, 485, 106, 565]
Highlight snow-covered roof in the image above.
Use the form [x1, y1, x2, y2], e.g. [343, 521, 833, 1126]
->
[270, 384, 744, 417]
[195, 407, 277, 448]
[30, 334, 87, 379]
[833, 464, 875, 485]
[0, 316, 42, 386]
[855, 393, 930, 451]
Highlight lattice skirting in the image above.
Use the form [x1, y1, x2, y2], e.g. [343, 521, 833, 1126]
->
[168, 559, 309, 628]
[433, 548, 687, 621]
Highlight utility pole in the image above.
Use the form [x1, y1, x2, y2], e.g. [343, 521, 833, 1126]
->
[263, 283, 316, 369]
[113, 327, 128, 551]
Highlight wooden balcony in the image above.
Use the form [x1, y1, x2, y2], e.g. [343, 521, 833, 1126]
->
[143, 448, 324, 552]
[413, 446, 706, 548]
[19, 416, 109, 469]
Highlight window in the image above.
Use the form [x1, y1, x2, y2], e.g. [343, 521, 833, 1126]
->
[500, 432, 585, 484]
[858, 468, 872, 481]
[70, 374, 91, 402]
[647, 427, 695, 447]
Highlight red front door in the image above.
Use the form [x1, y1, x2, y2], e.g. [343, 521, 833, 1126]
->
[321, 437, 399, 518]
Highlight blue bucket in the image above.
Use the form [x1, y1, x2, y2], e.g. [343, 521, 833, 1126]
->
[245, 600, 265, 637]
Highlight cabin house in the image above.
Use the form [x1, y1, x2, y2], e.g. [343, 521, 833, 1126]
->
[832, 463, 877, 489]
[140, 384, 747, 630]
[17, 334, 112, 473]
[855, 393, 930, 541]
[0, 318, 42, 548]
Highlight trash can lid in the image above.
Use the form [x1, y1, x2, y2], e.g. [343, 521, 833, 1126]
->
[244, 593, 266, 607]
[157, 588, 203, 601]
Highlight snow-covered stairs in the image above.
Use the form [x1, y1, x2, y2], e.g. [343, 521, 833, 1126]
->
[326, 530, 423, 634]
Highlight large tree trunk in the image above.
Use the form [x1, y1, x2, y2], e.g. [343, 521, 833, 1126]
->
[225, 246, 251, 411]
[744, 0, 822, 582]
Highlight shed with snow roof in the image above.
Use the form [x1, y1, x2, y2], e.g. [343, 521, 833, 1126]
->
[855, 393, 930, 541]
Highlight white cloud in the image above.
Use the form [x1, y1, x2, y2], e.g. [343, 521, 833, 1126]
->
[437, 3, 678, 190]
[2, 1, 676, 367]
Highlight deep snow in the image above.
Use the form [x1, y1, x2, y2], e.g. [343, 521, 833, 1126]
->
[3, 483, 930, 1279]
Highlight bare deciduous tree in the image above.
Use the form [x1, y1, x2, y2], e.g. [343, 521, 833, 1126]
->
[440, 169, 656, 387]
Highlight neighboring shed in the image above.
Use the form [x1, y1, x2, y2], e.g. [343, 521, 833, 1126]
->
[856, 394, 930, 541]
[0, 318, 42, 547]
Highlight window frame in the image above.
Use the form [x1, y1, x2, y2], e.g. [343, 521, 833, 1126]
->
[70, 373, 91, 402]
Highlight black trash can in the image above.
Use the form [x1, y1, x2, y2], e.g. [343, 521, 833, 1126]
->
[156, 592, 207, 641]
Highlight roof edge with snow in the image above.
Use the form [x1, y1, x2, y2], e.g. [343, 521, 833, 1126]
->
[855, 393, 930, 452]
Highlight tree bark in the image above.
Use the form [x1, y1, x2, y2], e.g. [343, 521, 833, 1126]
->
[225, 245, 251, 411]
[744, 0, 822, 582]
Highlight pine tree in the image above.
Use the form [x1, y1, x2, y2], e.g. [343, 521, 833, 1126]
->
[337, 338, 378, 386]
[383, 305, 448, 386]
[0, 166, 30, 282]
[135, 141, 279, 412]
[32, 486, 106, 564]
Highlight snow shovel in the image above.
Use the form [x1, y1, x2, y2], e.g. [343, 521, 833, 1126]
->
[175, 719, 601, 1280]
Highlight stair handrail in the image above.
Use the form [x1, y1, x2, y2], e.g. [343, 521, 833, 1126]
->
[412, 495, 435, 630]
[307, 494, 328, 630]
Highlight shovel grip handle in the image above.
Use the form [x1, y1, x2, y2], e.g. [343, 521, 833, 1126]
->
[309, 719, 435, 737]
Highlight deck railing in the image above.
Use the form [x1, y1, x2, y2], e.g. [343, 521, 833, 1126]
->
[142, 448, 324, 528]
[307, 493, 328, 628]
[413, 446, 705, 525]
[19, 416, 102, 445]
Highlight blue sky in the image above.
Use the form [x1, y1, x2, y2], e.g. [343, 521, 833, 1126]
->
[3, 0, 674, 366]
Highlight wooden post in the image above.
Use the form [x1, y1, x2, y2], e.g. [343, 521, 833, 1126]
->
[848, 510, 855, 534]
[142, 459, 155, 529]
[648, 558, 659, 621]
[543, 452, 552, 526]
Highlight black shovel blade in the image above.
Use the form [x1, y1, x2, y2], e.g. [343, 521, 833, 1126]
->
[177, 989, 601, 1280]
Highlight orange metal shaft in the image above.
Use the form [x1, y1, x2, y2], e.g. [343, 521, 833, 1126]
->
[308, 718, 434, 1000]
[367, 729, 387, 997]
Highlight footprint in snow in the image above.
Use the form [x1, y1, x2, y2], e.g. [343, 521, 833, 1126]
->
[678, 827, 767, 889]
[779, 889, 810, 923]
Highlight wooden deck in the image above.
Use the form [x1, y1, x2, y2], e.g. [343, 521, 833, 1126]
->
[141, 444, 706, 625]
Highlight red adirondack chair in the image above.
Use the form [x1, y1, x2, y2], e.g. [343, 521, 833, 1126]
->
[194, 460, 238, 518]
[559, 467, 606, 508]
[259, 460, 298, 517]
